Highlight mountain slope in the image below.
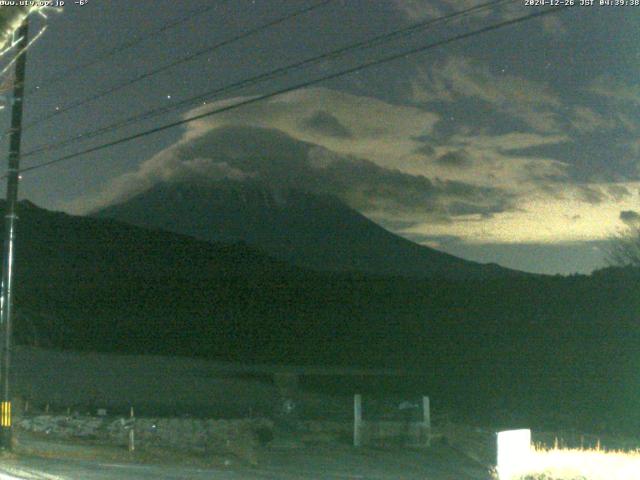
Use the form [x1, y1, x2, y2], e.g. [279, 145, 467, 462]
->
[95, 181, 521, 280]
[10, 200, 313, 360]
[5, 200, 640, 431]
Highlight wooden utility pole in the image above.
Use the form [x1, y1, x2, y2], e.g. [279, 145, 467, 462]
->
[0, 18, 29, 451]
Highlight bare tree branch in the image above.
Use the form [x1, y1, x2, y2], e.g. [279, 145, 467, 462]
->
[606, 225, 640, 267]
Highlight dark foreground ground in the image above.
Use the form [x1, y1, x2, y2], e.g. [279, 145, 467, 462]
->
[1, 433, 491, 480]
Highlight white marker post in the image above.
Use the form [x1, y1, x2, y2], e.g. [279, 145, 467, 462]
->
[422, 396, 431, 446]
[128, 406, 135, 453]
[353, 394, 362, 447]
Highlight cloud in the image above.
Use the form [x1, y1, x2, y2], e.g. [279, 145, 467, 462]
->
[333, 165, 514, 223]
[428, 130, 571, 191]
[616, 113, 640, 133]
[68, 89, 445, 214]
[182, 88, 441, 178]
[435, 150, 471, 168]
[401, 181, 640, 244]
[570, 106, 612, 134]
[410, 57, 627, 138]
[414, 143, 435, 156]
[393, 0, 502, 21]
[75, 149, 256, 213]
[452, 131, 568, 153]
[588, 75, 640, 107]
[77, 122, 514, 225]
[575, 185, 606, 205]
[411, 57, 562, 107]
[301, 111, 352, 138]
[393, 0, 443, 20]
[541, 15, 568, 38]
[69, 88, 640, 247]
[410, 57, 564, 133]
[620, 210, 640, 226]
[171, 87, 570, 195]
[607, 185, 631, 202]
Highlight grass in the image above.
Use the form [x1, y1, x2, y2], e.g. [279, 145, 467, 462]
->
[13, 429, 253, 468]
[496, 444, 640, 480]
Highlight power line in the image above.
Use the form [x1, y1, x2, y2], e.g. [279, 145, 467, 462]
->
[20, 0, 333, 132]
[25, 2, 226, 96]
[22, 0, 512, 159]
[15, 6, 570, 178]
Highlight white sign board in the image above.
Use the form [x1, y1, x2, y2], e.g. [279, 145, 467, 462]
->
[496, 429, 532, 480]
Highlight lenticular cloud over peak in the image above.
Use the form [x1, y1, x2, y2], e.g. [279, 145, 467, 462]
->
[75, 87, 640, 247]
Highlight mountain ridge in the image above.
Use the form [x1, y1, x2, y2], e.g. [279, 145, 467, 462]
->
[94, 180, 527, 280]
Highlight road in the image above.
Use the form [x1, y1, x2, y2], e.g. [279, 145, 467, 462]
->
[0, 444, 491, 479]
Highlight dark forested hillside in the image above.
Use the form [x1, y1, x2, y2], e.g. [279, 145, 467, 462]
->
[7, 200, 640, 432]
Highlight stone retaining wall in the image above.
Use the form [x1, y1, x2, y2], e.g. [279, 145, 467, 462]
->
[16, 414, 274, 461]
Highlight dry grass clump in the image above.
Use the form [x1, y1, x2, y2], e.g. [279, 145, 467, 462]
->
[500, 444, 640, 480]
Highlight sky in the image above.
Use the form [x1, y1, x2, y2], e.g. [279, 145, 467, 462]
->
[0, 0, 637, 275]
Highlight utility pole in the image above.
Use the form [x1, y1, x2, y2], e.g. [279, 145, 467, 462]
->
[0, 18, 29, 451]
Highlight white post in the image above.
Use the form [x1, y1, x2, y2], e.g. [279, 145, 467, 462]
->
[422, 396, 430, 428]
[128, 406, 135, 452]
[422, 395, 431, 446]
[354, 394, 362, 447]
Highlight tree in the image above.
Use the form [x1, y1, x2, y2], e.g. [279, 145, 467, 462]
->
[606, 225, 640, 267]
